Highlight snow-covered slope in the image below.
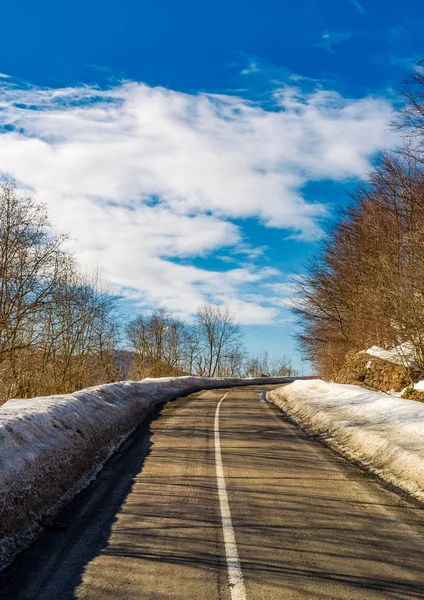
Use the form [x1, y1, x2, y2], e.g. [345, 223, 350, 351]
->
[0, 375, 291, 570]
[268, 379, 424, 503]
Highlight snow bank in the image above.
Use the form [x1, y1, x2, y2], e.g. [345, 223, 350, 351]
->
[0, 375, 290, 570]
[362, 342, 416, 366]
[268, 379, 424, 503]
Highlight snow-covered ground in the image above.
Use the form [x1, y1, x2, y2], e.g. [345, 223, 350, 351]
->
[268, 380, 424, 503]
[0, 375, 290, 570]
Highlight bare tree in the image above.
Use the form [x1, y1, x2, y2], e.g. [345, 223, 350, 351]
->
[0, 182, 125, 402]
[195, 305, 243, 377]
[220, 346, 247, 377]
[292, 146, 424, 376]
[181, 324, 202, 375]
[127, 308, 186, 377]
[244, 351, 297, 377]
[0, 182, 68, 361]
[46, 271, 124, 390]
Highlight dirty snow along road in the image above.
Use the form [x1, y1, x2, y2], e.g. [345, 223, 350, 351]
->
[2, 385, 424, 599]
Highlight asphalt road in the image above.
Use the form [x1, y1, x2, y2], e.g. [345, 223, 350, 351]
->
[2, 385, 424, 599]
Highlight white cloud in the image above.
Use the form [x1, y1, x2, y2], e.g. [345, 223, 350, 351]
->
[0, 77, 394, 323]
[241, 61, 260, 75]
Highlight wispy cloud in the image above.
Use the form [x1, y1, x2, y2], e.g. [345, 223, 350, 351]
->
[388, 25, 407, 42]
[390, 54, 423, 70]
[318, 30, 353, 53]
[0, 77, 394, 322]
[241, 61, 260, 75]
[349, 0, 365, 14]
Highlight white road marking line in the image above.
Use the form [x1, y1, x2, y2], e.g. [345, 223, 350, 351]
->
[214, 392, 247, 600]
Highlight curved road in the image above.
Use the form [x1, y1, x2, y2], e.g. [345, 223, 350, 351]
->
[2, 385, 424, 599]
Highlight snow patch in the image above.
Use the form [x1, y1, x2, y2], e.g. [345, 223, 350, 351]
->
[362, 342, 416, 366]
[268, 379, 424, 503]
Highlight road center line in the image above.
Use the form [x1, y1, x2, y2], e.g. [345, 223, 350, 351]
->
[214, 392, 247, 600]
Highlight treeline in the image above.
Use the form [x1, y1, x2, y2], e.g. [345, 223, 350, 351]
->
[127, 306, 295, 379]
[294, 65, 424, 378]
[0, 183, 295, 404]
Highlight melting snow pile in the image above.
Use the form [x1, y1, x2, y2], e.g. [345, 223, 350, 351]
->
[362, 342, 416, 366]
[0, 375, 290, 570]
[268, 379, 424, 502]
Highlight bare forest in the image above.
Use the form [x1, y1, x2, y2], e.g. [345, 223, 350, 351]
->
[0, 183, 295, 405]
[294, 65, 424, 379]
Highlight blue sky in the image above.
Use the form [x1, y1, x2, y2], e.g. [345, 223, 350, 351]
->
[0, 0, 422, 370]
